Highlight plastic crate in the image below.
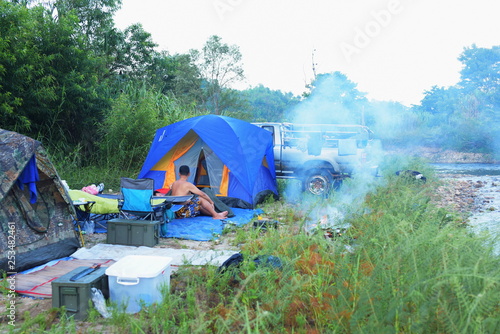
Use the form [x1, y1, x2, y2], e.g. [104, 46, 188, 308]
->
[105, 255, 172, 313]
[106, 218, 160, 247]
[51, 266, 108, 320]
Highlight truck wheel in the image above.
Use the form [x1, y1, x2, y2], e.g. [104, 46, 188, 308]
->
[303, 170, 332, 196]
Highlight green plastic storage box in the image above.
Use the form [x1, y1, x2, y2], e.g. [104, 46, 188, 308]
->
[107, 218, 160, 247]
[51, 266, 109, 320]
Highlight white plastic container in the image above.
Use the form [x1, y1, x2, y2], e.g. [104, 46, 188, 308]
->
[105, 255, 172, 313]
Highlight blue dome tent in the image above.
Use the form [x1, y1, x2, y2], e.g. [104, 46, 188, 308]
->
[138, 115, 278, 208]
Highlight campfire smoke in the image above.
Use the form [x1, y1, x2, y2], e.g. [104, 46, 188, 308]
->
[287, 73, 386, 233]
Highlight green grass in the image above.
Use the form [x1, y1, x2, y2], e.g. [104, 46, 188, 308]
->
[4, 158, 499, 333]
[56, 164, 136, 193]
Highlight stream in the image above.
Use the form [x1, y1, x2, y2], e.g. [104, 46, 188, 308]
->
[431, 163, 500, 176]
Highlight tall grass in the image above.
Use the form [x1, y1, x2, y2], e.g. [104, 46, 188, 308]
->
[6, 160, 499, 333]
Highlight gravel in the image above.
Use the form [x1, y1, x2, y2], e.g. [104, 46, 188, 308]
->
[434, 174, 500, 255]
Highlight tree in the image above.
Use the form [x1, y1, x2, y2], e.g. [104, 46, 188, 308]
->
[54, 0, 122, 50]
[417, 86, 460, 123]
[107, 23, 157, 79]
[458, 45, 500, 118]
[446, 45, 499, 152]
[147, 52, 203, 105]
[459, 45, 500, 93]
[190, 35, 245, 114]
[292, 72, 368, 124]
[98, 82, 201, 170]
[0, 1, 110, 156]
[240, 85, 300, 122]
[0, 1, 34, 132]
[408, 45, 500, 153]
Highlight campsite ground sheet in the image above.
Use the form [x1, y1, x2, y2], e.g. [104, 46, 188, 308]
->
[9, 207, 260, 298]
[11, 258, 115, 298]
[90, 207, 263, 240]
[165, 207, 263, 241]
[10, 245, 239, 298]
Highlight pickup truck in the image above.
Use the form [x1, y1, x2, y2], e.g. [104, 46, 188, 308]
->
[252, 122, 379, 196]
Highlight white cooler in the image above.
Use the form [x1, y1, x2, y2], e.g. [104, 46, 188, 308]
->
[105, 255, 172, 313]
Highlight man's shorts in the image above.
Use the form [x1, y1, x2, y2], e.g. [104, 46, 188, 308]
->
[175, 195, 201, 219]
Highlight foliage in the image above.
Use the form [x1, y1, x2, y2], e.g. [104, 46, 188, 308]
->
[190, 35, 245, 115]
[106, 23, 157, 81]
[54, 0, 122, 50]
[1, 1, 498, 181]
[61, 164, 130, 192]
[1, 2, 499, 329]
[0, 1, 32, 131]
[410, 45, 500, 153]
[0, 0, 111, 156]
[459, 45, 500, 100]
[148, 52, 203, 105]
[238, 84, 301, 122]
[97, 83, 199, 171]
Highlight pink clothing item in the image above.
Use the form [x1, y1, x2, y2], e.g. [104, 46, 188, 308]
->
[82, 184, 99, 195]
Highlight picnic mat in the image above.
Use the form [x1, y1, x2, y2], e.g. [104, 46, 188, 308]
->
[8, 244, 239, 299]
[70, 244, 238, 266]
[10, 258, 115, 298]
[165, 207, 263, 241]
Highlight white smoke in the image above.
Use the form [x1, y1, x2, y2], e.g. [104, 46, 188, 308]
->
[285, 72, 387, 231]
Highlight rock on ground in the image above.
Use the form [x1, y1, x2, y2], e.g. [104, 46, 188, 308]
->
[433, 174, 500, 254]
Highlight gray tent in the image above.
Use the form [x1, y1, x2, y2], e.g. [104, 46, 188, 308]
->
[0, 129, 80, 273]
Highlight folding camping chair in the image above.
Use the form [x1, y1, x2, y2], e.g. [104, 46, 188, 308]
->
[118, 177, 166, 221]
[118, 177, 193, 223]
[72, 199, 96, 235]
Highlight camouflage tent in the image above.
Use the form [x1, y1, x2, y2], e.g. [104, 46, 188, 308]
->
[0, 129, 80, 273]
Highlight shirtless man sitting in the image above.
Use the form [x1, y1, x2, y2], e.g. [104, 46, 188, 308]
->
[170, 165, 228, 220]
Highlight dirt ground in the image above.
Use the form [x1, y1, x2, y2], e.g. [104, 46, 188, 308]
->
[2, 174, 499, 331]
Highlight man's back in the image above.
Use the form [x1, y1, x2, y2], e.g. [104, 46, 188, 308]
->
[170, 165, 228, 219]
[170, 179, 195, 196]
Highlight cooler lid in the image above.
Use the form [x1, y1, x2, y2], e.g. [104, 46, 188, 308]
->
[105, 255, 172, 278]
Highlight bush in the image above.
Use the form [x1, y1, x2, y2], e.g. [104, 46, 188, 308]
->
[98, 87, 164, 170]
[97, 84, 202, 171]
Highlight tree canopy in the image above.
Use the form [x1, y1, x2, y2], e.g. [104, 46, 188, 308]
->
[1, 0, 498, 169]
[413, 45, 500, 152]
[190, 35, 245, 115]
[0, 1, 109, 153]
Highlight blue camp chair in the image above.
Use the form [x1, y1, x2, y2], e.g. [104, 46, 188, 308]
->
[118, 177, 193, 224]
[118, 177, 168, 221]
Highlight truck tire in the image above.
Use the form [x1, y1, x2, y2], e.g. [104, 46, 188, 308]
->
[303, 170, 332, 196]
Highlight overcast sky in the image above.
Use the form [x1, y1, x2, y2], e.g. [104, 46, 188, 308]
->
[113, 0, 500, 106]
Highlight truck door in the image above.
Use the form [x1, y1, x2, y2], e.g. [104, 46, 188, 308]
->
[261, 125, 282, 172]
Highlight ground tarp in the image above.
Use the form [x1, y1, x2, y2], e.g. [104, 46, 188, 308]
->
[164, 207, 263, 241]
[10, 244, 240, 298]
[70, 244, 238, 266]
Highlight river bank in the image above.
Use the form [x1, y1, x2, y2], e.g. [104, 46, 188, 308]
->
[433, 174, 500, 255]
